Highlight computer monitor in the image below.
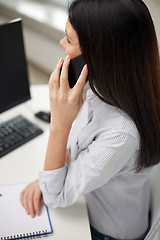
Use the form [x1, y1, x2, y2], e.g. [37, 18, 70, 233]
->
[0, 18, 30, 114]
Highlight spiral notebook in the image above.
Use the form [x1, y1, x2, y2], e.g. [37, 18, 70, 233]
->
[0, 183, 53, 239]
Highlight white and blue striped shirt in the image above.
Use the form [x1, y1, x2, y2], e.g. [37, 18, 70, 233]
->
[39, 89, 153, 239]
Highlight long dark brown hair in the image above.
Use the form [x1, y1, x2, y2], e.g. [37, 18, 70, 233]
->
[69, 0, 160, 171]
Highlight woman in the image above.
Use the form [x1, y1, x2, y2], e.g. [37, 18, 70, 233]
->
[20, 0, 160, 239]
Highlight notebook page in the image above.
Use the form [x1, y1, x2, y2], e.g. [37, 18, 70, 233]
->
[0, 183, 53, 237]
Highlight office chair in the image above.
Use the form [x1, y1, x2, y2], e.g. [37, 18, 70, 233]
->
[144, 163, 160, 240]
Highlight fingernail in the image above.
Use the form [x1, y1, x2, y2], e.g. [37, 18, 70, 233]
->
[84, 64, 88, 71]
[65, 55, 70, 61]
[59, 58, 63, 64]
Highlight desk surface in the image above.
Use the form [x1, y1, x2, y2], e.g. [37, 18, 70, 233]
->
[0, 84, 91, 240]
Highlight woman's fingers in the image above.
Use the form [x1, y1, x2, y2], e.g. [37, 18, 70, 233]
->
[72, 64, 88, 99]
[49, 56, 87, 96]
[27, 189, 35, 218]
[20, 189, 25, 206]
[49, 58, 64, 94]
[20, 180, 43, 218]
[33, 187, 43, 216]
[48, 57, 87, 127]
[21, 187, 30, 215]
[60, 55, 70, 90]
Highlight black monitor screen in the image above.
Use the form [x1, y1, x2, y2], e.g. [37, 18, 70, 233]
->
[0, 18, 30, 114]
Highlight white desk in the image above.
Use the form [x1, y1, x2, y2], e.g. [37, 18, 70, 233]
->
[0, 84, 91, 240]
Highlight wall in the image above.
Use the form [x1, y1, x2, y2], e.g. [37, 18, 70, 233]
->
[0, 0, 67, 73]
[0, 0, 159, 74]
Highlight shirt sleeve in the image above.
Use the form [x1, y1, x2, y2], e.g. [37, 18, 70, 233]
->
[39, 132, 138, 208]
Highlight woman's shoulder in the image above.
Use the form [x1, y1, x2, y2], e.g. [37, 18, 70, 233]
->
[86, 89, 139, 143]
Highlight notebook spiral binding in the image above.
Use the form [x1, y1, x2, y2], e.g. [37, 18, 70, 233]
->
[1, 230, 48, 240]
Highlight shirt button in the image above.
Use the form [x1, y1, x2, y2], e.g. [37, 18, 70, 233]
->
[42, 182, 47, 191]
[76, 140, 79, 150]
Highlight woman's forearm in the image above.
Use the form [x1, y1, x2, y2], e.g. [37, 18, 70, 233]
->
[44, 126, 70, 171]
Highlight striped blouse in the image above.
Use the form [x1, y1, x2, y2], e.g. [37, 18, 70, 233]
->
[39, 89, 153, 239]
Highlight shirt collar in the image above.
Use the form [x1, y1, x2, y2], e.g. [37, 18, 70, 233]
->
[86, 88, 119, 121]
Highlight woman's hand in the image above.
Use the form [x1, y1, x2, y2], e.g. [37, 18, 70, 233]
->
[49, 55, 88, 132]
[20, 180, 44, 218]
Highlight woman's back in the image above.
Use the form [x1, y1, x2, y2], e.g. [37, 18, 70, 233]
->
[68, 89, 152, 239]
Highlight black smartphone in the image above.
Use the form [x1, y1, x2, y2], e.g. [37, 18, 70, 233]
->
[68, 54, 88, 88]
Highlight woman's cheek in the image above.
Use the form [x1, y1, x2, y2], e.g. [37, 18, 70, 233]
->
[65, 45, 82, 59]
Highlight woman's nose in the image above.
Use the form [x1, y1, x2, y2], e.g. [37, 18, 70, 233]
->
[60, 37, 66, 49]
